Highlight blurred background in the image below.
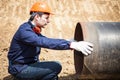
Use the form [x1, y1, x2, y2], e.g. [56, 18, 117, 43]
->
[0, 0, 120, 80]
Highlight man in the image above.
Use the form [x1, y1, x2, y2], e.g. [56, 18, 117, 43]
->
[8, 1, 93, 80]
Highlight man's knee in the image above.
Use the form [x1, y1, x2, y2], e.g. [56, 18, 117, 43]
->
[52, 61, 62, 74]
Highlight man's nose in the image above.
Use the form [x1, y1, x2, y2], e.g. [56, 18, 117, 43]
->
[47, 19, 50, 23]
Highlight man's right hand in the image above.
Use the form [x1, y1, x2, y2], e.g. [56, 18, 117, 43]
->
[70, 41, 93, 56]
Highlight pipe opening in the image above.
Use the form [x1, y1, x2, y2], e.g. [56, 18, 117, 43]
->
[74, 22, 84, 41]
[74, 22, 84, 74]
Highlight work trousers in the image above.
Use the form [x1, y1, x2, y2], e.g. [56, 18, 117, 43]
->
[14, 61, 62, 80]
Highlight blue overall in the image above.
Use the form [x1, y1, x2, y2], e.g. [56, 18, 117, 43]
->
[7, 21, 71, 80]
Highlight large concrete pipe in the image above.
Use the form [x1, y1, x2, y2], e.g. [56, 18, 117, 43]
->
[74, 22, 120, 79]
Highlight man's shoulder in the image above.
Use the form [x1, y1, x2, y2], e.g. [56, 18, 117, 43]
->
[20, 22, 30, 27]
[19, 22, 31, 29]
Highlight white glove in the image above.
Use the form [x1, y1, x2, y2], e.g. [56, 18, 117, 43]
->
[70, 41, 93, 56]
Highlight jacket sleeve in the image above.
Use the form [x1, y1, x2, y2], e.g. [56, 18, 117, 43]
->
[18, 26, 71, 50]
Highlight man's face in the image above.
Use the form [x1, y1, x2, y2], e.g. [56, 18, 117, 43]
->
[36, 13, 50, 28]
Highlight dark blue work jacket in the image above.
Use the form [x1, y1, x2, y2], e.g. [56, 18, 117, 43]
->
[8, 21, 71, 75]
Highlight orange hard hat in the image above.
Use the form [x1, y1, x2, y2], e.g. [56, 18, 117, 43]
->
[30, 1, 53, 14]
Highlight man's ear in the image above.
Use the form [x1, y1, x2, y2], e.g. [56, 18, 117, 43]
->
[35, 14, 40, 21]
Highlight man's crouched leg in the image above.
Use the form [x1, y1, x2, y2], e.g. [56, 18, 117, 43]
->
[14, 61, 62, 80]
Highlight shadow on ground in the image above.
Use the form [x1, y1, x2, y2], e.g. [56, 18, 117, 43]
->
[3, 75, 14, 80]
[3, 74, 82, 80]
[3, 74, 120, 80]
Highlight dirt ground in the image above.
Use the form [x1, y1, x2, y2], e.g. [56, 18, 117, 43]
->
[0, 0, 120, 80]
